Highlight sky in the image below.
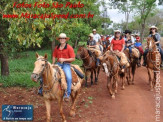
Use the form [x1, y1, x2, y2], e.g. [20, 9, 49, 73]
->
[99, 0, 163, 23]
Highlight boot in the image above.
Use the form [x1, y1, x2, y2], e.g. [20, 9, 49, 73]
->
[142, 56, 146, 66]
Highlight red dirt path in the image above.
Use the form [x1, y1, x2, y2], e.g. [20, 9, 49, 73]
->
[0, 66, 163, 122]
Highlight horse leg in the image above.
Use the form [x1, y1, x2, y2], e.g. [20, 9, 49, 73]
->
[91, 71, 93, 85]
[85, 71, 88, 87]
[113, 75, 118, 94]
[107, 76, 114, 98]
[94, 69, 97, 84]
[153, 72, 156, 88]
[148, 68, 153, 91]
[97, 66, 100, 81]
[70, 90, 79, 117]
[45, 99, 51, 122]
[121, 74, 125, 90]
[126, 68, 130, 85]
[131, 64, 136, 85]
[58, 91, 66, 122]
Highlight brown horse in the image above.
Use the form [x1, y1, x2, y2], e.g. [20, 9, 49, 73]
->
[124, 48, 139, 85]
[76, 45, 100, 87]
[101, 51, 119, 99]
[31, 53, 83, 122]
[146, 37, 161, 91]
[104, 48, 128, 90]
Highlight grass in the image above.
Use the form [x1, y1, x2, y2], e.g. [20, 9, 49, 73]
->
[0, 48, 82, 88]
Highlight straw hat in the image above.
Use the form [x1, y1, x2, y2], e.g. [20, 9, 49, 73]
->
[93, 29, 96, 32]
[56, 33, 69, 41]
[149, 26, 158, 31]
[114, 30, 121, 33]
[89, 33, 94, 38]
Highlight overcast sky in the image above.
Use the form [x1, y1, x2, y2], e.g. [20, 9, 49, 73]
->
[99, 0, 163, 23]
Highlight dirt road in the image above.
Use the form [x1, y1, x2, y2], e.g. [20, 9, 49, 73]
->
[0, 66, 163, 122]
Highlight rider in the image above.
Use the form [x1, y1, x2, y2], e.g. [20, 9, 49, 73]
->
[87, 33, 100, 66]
[52, 33, 75, 102]
[110, 30, 130, 72]
[101, 35, 107, 51]
[124, 30, 135, 56]
[134, 34, 144, 67]
[142, 26, 163, 67]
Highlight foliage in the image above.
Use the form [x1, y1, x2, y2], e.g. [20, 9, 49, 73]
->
[0, 48, 82, 87]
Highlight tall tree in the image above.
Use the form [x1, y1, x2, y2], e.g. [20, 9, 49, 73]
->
[132, 0, 157, 42]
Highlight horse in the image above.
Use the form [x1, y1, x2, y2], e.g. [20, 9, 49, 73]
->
[76, 45, 100, 87]
[101, 51, 119, 99]
[103, 48, 128, 90]
[124, 47, 140, 85]
[146, 37, 161, 91]
[31, 53, 83, 122]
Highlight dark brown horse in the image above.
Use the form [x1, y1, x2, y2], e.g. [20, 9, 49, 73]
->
[146, 37, 161, 91]
[76, 45, 100, 87]
[124, 48, 139, 85]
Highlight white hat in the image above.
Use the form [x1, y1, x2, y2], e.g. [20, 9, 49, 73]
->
[56, 33, 69, 41]
[93, 29, 96, 31]
[114, 30, 121, 33]
[89, 33, 94, 38]
[150, 26, 158, 30]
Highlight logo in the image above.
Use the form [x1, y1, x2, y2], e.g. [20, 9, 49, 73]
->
[2, 105, 33, 121]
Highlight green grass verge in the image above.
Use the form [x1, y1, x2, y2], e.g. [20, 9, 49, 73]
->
[0, 48, 82, 88]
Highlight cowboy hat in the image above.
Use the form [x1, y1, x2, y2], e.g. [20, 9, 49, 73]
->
[124, 30, 132, 34]
[149, 26, 158, 30]
[56, 33, 69, 41]
[114, 30, 121, 33]
[93, 29, 96, 32]
[89, 33, 94, 38]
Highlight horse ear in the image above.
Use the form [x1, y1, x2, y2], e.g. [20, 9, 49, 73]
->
[44, 53, 48, 59]
[36, 52, 39, 58]
[82, 44, 86, 47]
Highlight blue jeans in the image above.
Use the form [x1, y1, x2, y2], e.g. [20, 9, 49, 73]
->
[125, 46, 132, 53]
[57, 62, 72, 97]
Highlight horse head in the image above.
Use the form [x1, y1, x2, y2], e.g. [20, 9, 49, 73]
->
[147, 37, 156, 52]
[76, 45, 88, 59]
[31, 52, 48, 82]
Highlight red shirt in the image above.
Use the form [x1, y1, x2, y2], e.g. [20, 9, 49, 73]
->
[53, 44, 75, 62]
[111, 38, 125, 51]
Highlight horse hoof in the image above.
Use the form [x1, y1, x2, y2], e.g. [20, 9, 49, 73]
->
[115, 90, 118, 94]
[150, 88, 153, 91]
[111, 95, 115, 99]
[70, 110, 76, 117]
[121, 87, 125, 90]
[63, 120, 67, 122]
[132, 82, 135, 85]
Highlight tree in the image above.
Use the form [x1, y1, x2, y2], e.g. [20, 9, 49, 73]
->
[0, 0, 107, 76]
[132, 0, 157, 42]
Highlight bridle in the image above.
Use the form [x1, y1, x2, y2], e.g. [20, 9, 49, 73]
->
[78, 47, 89, 59]
[78, 47, 95, 69]
[33, 58, 59, 94]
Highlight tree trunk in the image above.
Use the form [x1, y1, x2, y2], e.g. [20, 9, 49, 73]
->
[140, 22, 145, 44]
[0, 54, 9, 76]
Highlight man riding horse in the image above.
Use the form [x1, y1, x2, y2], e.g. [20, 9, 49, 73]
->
[52, 33, 75, 102]
[143, 26, 163, 67]
[124, 30, 135, 57]
[87, 33, 101, 66]
[110, 30, 130, 72]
